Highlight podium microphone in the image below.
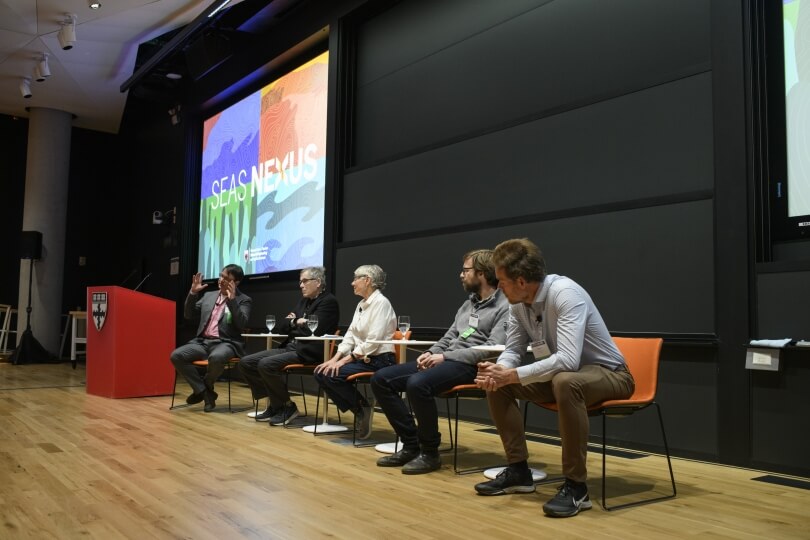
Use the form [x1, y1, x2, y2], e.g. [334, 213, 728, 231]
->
[133, 273, 153, 291]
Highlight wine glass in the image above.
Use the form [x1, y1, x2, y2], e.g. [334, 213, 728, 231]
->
[307, 315, 318, 333]
[265, 315, 275, 333]
[398, 315, 410, 338]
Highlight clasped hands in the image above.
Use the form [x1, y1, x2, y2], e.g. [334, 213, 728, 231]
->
[416, 352, 444, 371]
[475, 361, 519, 390]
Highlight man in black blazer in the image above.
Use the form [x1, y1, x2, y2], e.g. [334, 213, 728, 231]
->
[239, 266, 339, 425]
[170, 264, 252, 412]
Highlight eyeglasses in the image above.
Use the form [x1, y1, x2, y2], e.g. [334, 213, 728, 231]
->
[299, 278, 317, 285]
[460, 267, 474, 273]
[352, 275, 369, 282]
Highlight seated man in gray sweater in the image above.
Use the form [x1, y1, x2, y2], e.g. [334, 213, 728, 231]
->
[370, 249, 510, 474]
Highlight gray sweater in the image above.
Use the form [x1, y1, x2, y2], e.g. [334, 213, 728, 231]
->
[427, 289, 510, 365]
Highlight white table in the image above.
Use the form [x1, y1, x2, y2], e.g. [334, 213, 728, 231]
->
[366, 338, 437, 453]
[242, 333, 288, 350]
[295, 335, 347, 434]
[473, 344, 546, 480]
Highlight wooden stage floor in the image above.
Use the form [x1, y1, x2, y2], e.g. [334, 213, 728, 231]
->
[1, 363, 808, 539]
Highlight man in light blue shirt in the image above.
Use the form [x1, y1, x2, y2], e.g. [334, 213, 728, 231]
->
[475, 238, 634, 518]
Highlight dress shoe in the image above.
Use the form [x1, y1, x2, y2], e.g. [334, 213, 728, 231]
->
[203, 388, 217, 412]
[401, 452, 441, 475]
[377, 447, 420, 467]
[186, 391, 205, 405]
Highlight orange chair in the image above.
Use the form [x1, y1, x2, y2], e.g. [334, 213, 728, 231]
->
[527, 336, 675, 511]
[345, 330, 410, 446]
[169, 357, 244, 412]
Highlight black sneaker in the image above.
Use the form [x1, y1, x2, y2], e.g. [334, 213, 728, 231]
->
[269, 403, 299, 426]
[254, 408, 276, 422]
[542, 479, 592, 517]
[474, 467, 536, 496]
[247, 406, 271, 419]
[377, 448, 420, 467]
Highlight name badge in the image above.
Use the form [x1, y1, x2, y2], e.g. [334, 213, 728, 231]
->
[468, 313, 479, 328]
[531, 340, 551, 360]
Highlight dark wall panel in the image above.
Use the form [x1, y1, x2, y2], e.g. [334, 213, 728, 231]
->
[344, 73, 714, 242]
[751, 355, 810, 477]
[354, 0, 710, 163]
[756, 270, 810, 338]
[336, 199, 714, 334]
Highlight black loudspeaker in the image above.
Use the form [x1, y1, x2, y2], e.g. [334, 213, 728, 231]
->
[20, 231, 42, 260]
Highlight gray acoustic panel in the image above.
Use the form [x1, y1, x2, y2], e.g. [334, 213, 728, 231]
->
[356, 0, 552, 86]
[335, 199, 714, 334]
[751, 357, 810, 473]
[757, 270, 810, 338]
[354, 0, 710, 163]
[344, 73, 713, 242]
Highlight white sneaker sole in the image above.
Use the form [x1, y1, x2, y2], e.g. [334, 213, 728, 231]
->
[543, 499, 592, 517]
[476, 484, 536, 496]
[270, 409, 299, 426]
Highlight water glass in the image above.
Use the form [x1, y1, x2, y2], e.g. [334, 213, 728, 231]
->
[307, 315, 318, 332]
[398, 315, 410, 338]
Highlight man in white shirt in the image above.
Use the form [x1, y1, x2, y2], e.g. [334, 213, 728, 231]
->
[474, 238, 634, 517]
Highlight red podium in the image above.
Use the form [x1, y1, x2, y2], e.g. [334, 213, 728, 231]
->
[86, 286, 176, 398]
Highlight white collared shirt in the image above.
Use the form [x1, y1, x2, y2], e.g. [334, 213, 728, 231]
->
[497, 274, 624, 384]
[337, 289, 396, 358]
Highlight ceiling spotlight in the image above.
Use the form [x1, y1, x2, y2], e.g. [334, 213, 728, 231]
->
[20, 78, 32, 99]
[88, 2, 101, 9]
[34, 53, 51, 82]
[58, 14, 77, 50]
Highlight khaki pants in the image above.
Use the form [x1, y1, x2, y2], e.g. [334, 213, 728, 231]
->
[487, 364, 635, 483]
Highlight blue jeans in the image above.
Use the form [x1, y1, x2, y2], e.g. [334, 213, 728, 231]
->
[314, 353, 396, 412]
[370, 360, 477, 452]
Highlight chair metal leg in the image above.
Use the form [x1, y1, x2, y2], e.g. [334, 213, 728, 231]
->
[169, 372, 192, 410]
[352, 380, 377, 448]
[443, 393, 488, 475]
[299, 375, 308, 417]
[445, 397, 455, 451]
[601, 402, 676, 511]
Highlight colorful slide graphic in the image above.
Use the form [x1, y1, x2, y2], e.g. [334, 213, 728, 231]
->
[199, 51, 328, 277]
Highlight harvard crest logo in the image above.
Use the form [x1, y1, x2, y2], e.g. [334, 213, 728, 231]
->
[91, 292, 108, 331]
